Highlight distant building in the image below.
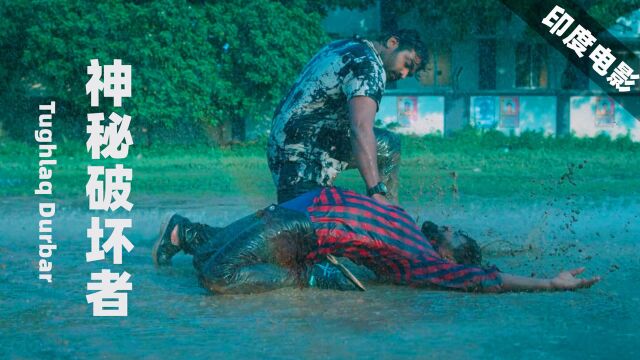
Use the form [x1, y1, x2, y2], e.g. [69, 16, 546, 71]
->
[322, 2, 640, 140]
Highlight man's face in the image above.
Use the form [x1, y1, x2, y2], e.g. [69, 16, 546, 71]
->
[383, 48, 422, 82]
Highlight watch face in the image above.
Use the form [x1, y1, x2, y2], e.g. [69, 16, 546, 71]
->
[369, 182, 388, 196]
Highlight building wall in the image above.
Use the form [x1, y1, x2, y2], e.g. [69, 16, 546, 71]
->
[320, 4, 640, 140]
[455, 41, 480, 91]
[379, 93, 640, 141]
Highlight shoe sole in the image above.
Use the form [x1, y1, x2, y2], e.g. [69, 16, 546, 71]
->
[152, 212, 176, 267]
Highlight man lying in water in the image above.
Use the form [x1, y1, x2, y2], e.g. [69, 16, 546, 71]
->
[152, 187, 600, 294]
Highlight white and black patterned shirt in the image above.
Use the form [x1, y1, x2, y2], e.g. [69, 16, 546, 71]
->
[268, 38, 386, 164]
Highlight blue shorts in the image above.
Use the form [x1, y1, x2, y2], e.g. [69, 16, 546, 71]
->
[279, 188, 322, 217]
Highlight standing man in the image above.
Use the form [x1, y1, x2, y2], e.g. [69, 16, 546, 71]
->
[268, 29, 427, 204]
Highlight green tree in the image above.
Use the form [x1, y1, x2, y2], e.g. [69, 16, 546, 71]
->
[383, 0, 640, 38]
[0, 0, 344, 142]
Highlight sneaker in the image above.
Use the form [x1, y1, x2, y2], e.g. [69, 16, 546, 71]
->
[152, 213, 187, 267]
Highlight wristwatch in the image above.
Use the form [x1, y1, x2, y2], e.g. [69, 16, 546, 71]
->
[367, 182, 388, 197]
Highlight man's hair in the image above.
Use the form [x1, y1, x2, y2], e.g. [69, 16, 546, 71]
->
[450, 231, 482, 265]
[379, 29, 428, 70]
[421, 221, 482, 265]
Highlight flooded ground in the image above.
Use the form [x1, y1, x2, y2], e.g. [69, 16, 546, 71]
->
[1, 195, 639, 359]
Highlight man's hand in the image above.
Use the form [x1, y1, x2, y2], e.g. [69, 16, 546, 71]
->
[371, 193, 390, 205]
[550, 267, 601, 290]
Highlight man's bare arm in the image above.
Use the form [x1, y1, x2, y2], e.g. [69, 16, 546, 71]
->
[485, 267, 601, 293]
[348, 96, 388, 203]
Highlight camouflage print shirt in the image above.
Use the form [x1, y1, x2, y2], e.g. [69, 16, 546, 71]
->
[268, 38, 386, 186]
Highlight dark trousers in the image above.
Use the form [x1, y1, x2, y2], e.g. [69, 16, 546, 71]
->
[186, 205, 317, 294]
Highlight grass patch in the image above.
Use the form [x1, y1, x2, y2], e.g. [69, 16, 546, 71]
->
[3, 128, 639, 203]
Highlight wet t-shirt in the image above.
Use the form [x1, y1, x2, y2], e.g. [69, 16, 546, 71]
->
[268, 38, 386, 166]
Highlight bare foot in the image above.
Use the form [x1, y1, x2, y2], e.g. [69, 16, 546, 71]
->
[170, 225, 180, 246]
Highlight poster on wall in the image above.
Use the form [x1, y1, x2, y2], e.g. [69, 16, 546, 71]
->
[397, 96, 418, 127]
[473, 96, 497, 128]
[377, 96, 444, 135]
[593, 96, 615, 128]
[499, 96, 520, 128]
[570, 96, 639, 141]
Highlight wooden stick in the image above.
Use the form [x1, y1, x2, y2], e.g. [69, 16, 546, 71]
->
[326, 254, 366, 291]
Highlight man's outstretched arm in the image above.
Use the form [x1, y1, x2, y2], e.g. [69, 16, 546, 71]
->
[487, 267, 601, 293]
[348, 96, 388, 204]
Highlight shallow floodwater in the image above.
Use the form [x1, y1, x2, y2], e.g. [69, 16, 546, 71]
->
[1, 196, 639, 359]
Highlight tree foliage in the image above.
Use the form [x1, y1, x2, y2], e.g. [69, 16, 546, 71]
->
[0, 0, 332, 134]
[277, 0, 374, 16]
[1, 0, 638, 141]
[384, 0, 640, 40]
[586, 0, 640, 29]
